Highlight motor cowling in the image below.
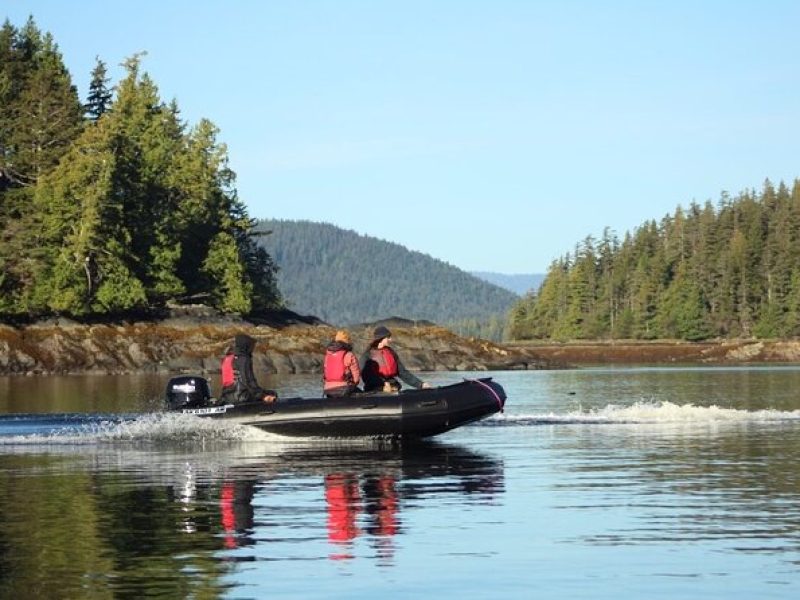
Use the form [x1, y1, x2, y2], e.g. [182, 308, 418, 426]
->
[165, 376, 213, 409]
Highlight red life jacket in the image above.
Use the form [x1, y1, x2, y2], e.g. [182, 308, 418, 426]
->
[324, 349, 351, 383]
[376, 347, 398, 378]
[221, 353, 236, 388]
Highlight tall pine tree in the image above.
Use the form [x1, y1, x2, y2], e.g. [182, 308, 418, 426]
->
[85, 56, 113, 121]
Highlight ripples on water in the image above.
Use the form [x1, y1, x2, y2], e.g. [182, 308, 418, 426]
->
[2, 367, 800, 598]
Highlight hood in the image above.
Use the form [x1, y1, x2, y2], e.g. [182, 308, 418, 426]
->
[233, 334, 257, 355]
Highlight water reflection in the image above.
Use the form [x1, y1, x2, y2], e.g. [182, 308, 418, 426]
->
[545, 423, 800, 554]
[199, 443, 504, 564]
[219, 480, 255, 550]
[0, 441, 503, 597]
[324, 473, 366, 559]
[208, 470, 403, 562]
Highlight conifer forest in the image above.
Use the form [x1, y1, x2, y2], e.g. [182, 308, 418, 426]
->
[0, 17, 280, 319]
[510, 180, 800, 341]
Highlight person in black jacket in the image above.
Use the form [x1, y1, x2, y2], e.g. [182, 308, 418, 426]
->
[220, 334, 277, 404]
[361, 326, 431, 393]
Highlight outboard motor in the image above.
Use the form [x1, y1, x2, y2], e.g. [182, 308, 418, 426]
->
[165, 376, 213, 410]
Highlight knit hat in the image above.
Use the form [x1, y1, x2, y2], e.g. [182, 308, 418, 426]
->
[372, 325, 392, 343]
[334, 330, 351, 344]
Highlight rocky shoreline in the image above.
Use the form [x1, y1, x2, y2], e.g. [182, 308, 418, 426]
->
[3, 306, 799, 377]
[507, 339, 800, 364]
[0, 311, 556, 377]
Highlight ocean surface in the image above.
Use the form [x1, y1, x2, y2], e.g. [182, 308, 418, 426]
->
[2, 366, 800, 599]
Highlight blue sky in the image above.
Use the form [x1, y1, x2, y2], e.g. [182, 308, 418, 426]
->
[5, 1, 800, 273]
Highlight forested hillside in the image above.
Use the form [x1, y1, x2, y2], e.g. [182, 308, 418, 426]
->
[0, 18, 279, 318]
[510, 180, 800, 341]
[256, 219, 518, 332]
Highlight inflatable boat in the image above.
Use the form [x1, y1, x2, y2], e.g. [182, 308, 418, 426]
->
[165, 376, 506, 439]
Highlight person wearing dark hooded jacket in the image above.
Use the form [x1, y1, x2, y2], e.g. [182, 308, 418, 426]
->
[323, 330, 361, 397]
[361, 326, 431, 393]
[220, 334, 277, 404]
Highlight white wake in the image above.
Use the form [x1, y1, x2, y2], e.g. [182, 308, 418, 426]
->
[488, 400, 800, 426]
[0, 412, 282, 446]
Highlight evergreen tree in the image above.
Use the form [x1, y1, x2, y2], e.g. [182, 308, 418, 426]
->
[511, 258, 570, 340]
[201, 231, 253, 313]
[0, 20, 17, 193]
[107, 54, 178, 296]
[559, 238, 599, 339]
[0, 18, 84, 314]
[31, 113, 146, 314]
[786, 268, 800, 337]
[85, 56, 113, 121]
[2, 18, 83, 188]
[508, 294, 532, 339]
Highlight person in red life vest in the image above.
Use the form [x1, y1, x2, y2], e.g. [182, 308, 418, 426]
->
[220, 333, 277, 404]
[323, 330, 361, 397]
[361, 326, 432, 392]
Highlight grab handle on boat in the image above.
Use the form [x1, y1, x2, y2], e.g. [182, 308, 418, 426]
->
[419, 399, 443, 407]
[465, 378, 504, 413]
[361, 403, 378, 409]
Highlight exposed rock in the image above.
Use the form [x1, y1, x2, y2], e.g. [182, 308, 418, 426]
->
[507, 340, 800, 365]
[764, 341, 800, 362]
[0, 315, 557, 376]
[724, 341, 764, 361]
[4, 311, 800, 376]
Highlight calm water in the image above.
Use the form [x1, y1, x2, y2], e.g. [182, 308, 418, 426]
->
[2, 367, 800, 599]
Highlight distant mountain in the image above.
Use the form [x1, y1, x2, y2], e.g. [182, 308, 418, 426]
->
[471, 272, 545, 296]
[255, 220, 518, 326]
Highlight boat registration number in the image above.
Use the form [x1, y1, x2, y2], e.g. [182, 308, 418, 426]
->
[181, 405, 231, 415]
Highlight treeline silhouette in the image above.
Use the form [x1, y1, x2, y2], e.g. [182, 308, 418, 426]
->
[0, 17, 279, 319]
[510, 179, 800, 341]
[256, 219, 518, 335]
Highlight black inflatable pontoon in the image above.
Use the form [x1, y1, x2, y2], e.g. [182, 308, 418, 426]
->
[165, 376, 506, 439]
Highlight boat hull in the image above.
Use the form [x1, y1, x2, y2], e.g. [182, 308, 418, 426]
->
[176, 378, 506, 439]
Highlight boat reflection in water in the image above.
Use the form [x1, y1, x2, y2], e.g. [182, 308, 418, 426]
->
[324, 473, 368, 559]
[218, 480, 256, 550]
[199, 442, 504, 564]
[0, 437, 503, 598]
